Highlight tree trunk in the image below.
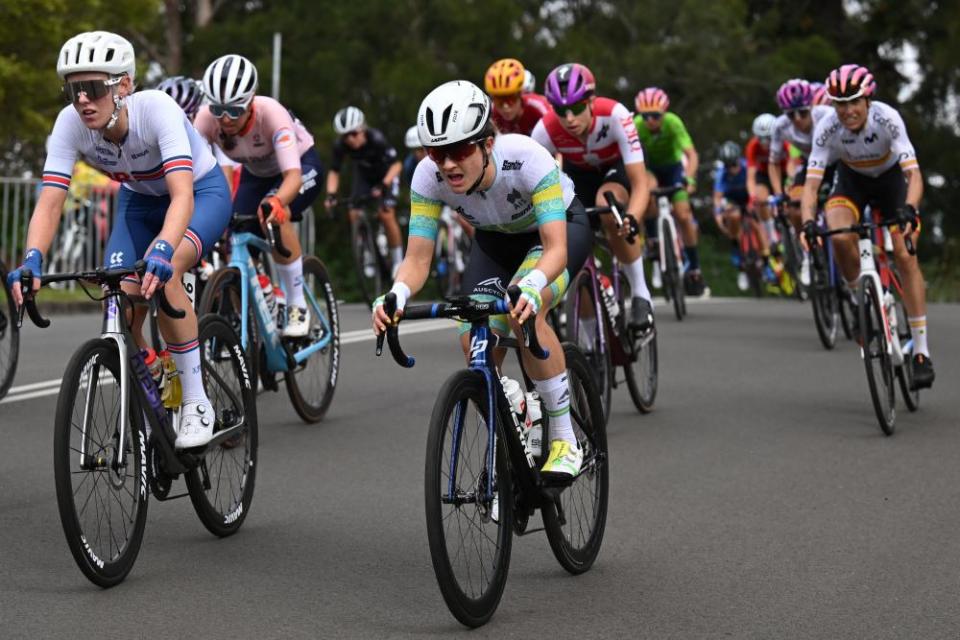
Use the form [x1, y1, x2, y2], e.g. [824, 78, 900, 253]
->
[164, 0, 183, 74]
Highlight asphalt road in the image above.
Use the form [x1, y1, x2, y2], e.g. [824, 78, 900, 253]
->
[1, 298, 958, 639]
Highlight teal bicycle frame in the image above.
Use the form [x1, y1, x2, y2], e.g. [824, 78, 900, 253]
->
[228, 231, 334, 372]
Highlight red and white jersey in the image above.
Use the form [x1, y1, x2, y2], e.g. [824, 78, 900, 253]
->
[492, 93, 550, 136]
[531, 97, 644, 170]
[807, 100, 919, 179]
[42, 90, 217, 196]
[194, 96, 314, 178]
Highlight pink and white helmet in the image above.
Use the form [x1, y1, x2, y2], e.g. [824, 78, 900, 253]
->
[825, 64, 876, 102]
[809, 81, 829, 106]
[635, 87, 669, 113]
[776, 79, 813, 111]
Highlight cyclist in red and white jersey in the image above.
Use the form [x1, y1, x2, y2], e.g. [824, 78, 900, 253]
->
[194, 54, 324, 338]
[746, 113, 792, 257]
[800, 64, 933, 387]
[8, 31, 233, 448]
[484, 58, 550, 136]
[531, 63, 653, 329]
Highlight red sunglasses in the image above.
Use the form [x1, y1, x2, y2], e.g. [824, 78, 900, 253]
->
[426, 140, 480, 164]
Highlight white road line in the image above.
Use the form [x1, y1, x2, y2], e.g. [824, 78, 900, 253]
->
[0, 319, 455, 405]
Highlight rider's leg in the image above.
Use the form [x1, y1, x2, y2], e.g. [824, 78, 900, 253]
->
[824, 202, 859, 294]
[598, 181, 653, 328]
[379, 206, 404, 268]
[643, 170, 659, 241]
[754, 183, 776, 250]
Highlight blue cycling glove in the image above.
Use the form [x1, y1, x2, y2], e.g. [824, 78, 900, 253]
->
[144, 239, 175, 284]
[6, 248, 43, 290]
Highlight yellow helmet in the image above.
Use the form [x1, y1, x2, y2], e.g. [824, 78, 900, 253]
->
[484, 58, 526, 96]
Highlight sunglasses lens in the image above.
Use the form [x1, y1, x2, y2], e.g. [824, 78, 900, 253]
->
[552, 101, 588, 116]
[426, 147, 445, 163]
[426, 141, 477, 164]
[210, 103, 245, 119]
[641, 112, 663, 120]
[63, 80, 109, 103]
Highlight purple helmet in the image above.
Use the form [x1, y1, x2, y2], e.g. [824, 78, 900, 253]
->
[776, 78, 813, 111]
[544, 63, 596, 107]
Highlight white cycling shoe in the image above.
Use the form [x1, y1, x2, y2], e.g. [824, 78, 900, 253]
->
[175, 400, 215, 449]
[651, 262, 663, 289]
[283, 307, 311, 338]
[800, 256, 811, 287]
[737, 272, 749, 292]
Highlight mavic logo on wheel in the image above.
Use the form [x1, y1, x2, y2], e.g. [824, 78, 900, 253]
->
[109, 251, 124, 266]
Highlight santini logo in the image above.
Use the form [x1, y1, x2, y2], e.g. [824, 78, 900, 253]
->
[502, 160, 524, 171]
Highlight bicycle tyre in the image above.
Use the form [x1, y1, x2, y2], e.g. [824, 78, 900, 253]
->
[563, 270, 612, 426]
[859, 278, 895, 435]
[893, 300, 919, 412]
[186, 315, 259, 536]
[425, 369, 513, 628]
[619, 270, 658, 412]
[0, 265, 19, 399]
[54, 338, 148, 587]
[434, 223, 452, 298]
[809, 243, 839, 350]
[350, 216, 382, 307]
[543, 344, 609, 574]
[660, 221, 685, 320]
[284, 256, 340, 422]
[197, 267, 261, 391]
[780, 220, 807, 301]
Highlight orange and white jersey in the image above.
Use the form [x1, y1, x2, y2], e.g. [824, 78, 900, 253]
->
[807, 101, 918, 179]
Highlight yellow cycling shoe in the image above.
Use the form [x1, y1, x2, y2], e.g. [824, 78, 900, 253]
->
[541, 439, 583, 478]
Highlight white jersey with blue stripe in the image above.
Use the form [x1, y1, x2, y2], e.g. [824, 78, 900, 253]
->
[42, 90, 217, 197]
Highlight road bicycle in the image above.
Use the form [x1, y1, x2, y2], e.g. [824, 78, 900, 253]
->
[807, 209, 920, 435]
[648, 183, 687, 320]
[566, 191, 657, 422]
[432, 205, 471, 299]
[772, 198, 806, 300]
[377, 287, 608, 627]
[344, 194, 396, 307]
[0, 260, 18, 399]
[15, 261, 257, 587]
[198, 209, 339, 422]
[807, 210, 855, 350]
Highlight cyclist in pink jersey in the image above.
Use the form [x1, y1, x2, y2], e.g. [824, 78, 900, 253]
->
[531, 63, 653, 329]
[195, 54, 324, 338]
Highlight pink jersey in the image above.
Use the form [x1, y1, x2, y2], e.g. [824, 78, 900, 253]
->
[194, 96, 314, 178]
[531, 97, 644, 170]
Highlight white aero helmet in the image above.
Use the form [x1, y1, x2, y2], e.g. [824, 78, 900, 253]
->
[416, 80, 491, 147]
[333, 106, 365, 135]
[57, 31, 136, 81]
[752, 113, 777, 138]
[203, 54, 258, 106]
[522, 69, 536, 94]
[404, 125, 421, 149]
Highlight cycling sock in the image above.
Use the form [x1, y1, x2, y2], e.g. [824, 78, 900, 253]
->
[684, 246, 700, 270]
[391, 246, 404, 266]
[534, 373, 577, 447]
[847, 280, 859, 305]
[763, 218, 776, 242]
[908, 316, 929, 356]
[275, 258, 305, 307]
[623, 257, 652, 303]
[167, 339, 206, 404]
[643, 218, 657, 239]
[578, 317, 597, 352]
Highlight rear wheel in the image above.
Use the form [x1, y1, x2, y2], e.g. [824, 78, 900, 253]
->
[425, 370, 512, 628]
[859, 278, 895, 435]
[284, 256, 340, 422]
[186, 315, 258, 536]
[542, 344, 609, 574]
[350, 215, 381, 307]
[54, 339, 148, 587]
[0, 264, 19, 399]
[563, 270, 612, 425]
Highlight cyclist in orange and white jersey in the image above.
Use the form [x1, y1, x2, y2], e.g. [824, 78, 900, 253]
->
[800, 64, 933, 387]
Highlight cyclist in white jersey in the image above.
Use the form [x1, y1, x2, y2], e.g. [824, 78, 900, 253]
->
[372, 81, 593, 478]
[800, 64, 933, 388]
[7, 31, 233, 448]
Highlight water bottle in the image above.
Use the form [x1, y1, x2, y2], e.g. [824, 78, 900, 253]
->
[524, 391, 543, 457]
[274, 285, 286, 332]
[376, 229, 388, 258]
[258, 274, 277, 319]
[159, 350, 182, 410]
[142, 348, 164, 391]
[500, 376, 527, 427]
[599, 274, 619, 320]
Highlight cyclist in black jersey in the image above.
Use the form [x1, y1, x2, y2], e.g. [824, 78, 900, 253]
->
[325, 107, 404, 274]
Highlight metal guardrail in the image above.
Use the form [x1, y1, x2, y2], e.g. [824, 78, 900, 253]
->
[0, 177, 317, 283]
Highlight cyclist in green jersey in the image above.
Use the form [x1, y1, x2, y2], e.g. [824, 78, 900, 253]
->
[633, 88, 705, 296]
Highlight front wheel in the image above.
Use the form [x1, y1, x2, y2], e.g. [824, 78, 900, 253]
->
[619, 270, 657, 412]
[563, 270, 612, 426]
[893, 300, 919, 412]
[54, 339, 148, 587]
[542, 344, 609, 574]
[809, 243, 839, 350]
[660, 220, 685, 320]
[859, 278, 895, 435]
[350, 216, 381, 307]
[0, 264, 19, 399]
[425, 370, 513, 628]
[186, 314, 259, 536]
[197, 267, 260, 391]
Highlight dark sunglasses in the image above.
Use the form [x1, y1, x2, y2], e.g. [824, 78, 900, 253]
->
[342, 130, 362, 140]
[640, 111, 663, 120]
[786, 108, 810, 120]
[209, 102, 249, 119]
[493, 95, 521, 109]
[426, 140, 479, 164]
[62, 79, 116, 104]
[550, 100, 589, 116]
